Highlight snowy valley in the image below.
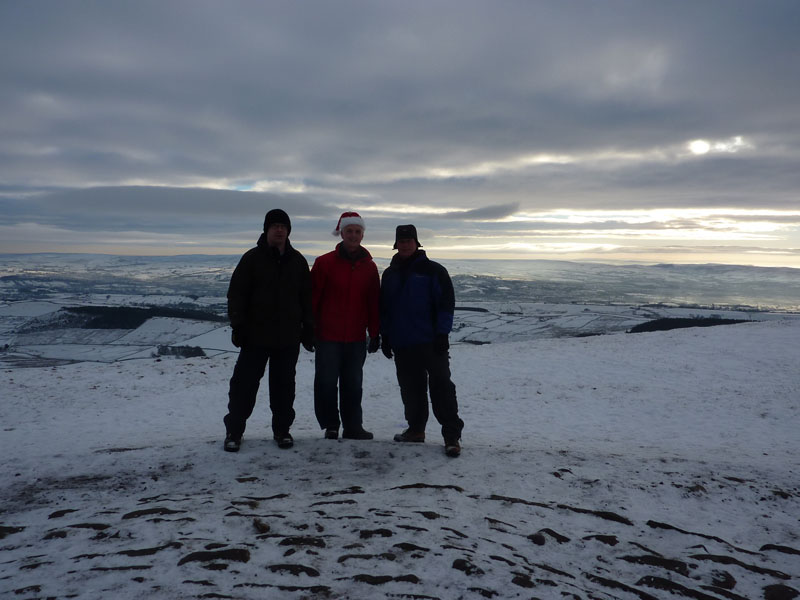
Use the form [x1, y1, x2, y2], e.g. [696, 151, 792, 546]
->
[1, 255, 798, 599]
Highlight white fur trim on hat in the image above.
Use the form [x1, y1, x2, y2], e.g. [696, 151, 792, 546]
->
[332, 211, 366, 236]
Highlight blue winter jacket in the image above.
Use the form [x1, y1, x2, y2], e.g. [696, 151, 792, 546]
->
[380, 250, 455, 349]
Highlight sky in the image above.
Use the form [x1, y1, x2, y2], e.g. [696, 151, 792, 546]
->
[1, 0, 799, 266]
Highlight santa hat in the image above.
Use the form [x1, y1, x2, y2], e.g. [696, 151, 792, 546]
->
[332, 211, 366, 236]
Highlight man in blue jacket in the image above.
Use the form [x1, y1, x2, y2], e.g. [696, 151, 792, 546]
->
[380, 224, 464, 457]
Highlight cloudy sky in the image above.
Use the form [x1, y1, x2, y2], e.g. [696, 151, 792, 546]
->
[1, 1, 799, 266]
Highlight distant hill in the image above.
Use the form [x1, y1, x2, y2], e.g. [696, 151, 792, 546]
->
[20, 305, 226, 332]
[2, 253, 800, 311]
[628, 317, 749, 333]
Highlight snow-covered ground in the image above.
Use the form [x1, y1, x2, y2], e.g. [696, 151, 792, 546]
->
[2, 318, 798, 599]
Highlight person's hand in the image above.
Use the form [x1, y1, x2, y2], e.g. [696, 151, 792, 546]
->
[301, 325, 315, 352]
[381, 338, 393, 359]
[302, 331, 315, 353]
[231, 330, 242, 348]
[367, 335, 380, 354]
[433, 333, 449, 356]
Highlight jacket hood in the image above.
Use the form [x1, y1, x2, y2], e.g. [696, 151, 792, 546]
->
[336, 242, 372, 262]
[257, 233, 293, 253]
[390, 249, 425, 267]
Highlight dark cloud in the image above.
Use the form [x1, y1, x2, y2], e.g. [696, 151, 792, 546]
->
[441, 203, 520, 220]
[0, 187, 333, 233]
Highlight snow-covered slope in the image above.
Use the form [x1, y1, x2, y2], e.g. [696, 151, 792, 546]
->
[3, 298, 794, 367]
[1, 319, 798, 599]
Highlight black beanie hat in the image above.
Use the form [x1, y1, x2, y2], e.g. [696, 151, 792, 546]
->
[393, 224, 422, 249]
[264, 209, 291, 235]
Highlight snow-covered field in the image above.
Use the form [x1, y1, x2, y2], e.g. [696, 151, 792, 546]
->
[2, 317, 798, 599]
[3, 253, 800, 311]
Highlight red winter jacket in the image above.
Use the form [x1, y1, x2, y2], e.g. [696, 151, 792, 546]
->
[311, 244, 380, 342]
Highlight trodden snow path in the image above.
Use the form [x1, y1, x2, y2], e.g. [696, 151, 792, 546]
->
[1, 319, 798, 599]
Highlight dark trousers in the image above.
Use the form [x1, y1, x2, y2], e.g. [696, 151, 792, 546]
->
[314, 340, 367, 432]
[224, 344, 299, 439]
[394, 343, 464, 441]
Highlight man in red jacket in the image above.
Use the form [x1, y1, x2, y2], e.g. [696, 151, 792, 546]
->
[311, 211, 380, 440]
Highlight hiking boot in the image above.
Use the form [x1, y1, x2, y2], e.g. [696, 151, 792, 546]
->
[342, 428, 374, 440]
[324, 428, 339, 440]
[274, 432, 294, 449]
[224, 435, 241, 452]
[444, 438, 461, 458]
[393, 429, 425, 443]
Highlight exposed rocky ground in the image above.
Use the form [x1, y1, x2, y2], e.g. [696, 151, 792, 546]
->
[2, 436, 798, 600]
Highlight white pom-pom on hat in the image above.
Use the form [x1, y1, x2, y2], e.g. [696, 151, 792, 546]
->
[332, 211, 366, 236]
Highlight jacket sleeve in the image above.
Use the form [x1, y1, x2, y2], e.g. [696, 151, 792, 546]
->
[379, 269, 391, 339]
[310, 255, 326, 332]
[432, 263, 455, 335]
[298, 254, 314, 341]
[367, 262, 381, 339]
[227, 251, 253, 331]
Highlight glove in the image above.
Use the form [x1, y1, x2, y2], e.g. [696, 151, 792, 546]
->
[433, 333, 449, 356]
[367, 335, 380, 354]
[231, 329, 242, 348]
[381, 337, 393, 359]
[301, 325, 315, 353]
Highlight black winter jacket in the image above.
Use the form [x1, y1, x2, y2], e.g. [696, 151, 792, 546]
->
[227, 235, 313, 348]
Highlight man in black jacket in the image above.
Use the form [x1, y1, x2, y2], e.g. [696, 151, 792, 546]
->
[223, 209, 314, 451]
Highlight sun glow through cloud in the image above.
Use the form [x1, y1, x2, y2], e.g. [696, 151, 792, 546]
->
[688, 136, 750, 156]
[689, 140, 711, 155]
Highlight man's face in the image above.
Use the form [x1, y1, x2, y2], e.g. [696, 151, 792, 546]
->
[266, 223, 288, 248]
[340, 224, 364, 253]
[395, 238, 417, 258]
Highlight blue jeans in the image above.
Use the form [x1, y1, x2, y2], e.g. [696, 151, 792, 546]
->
[314, 340, 367, 432]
